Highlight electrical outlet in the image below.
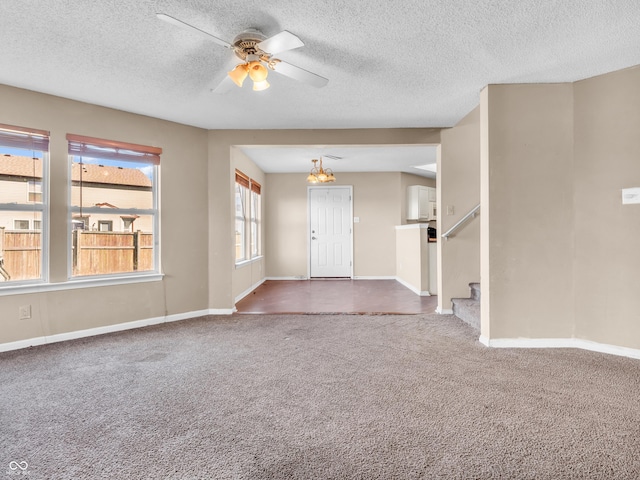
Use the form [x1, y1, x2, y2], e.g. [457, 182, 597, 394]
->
[19, 305, 31, 320]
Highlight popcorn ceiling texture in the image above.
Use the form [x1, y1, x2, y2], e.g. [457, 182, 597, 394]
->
[0, 0, 639, 130]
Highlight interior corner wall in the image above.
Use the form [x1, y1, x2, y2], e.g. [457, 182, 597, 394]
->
[0, 84, 210, 345]
[438, 106, 481, 313]
[573, 65, 640, 349]
[483, 84, 575, 339]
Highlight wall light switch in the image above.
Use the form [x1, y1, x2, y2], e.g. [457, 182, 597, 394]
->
[622, 187, 640, 204]
[354, 217, 360, 223]
[447, 205, 455, 216]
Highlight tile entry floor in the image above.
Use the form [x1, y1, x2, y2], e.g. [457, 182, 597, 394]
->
[235, 279, 438, 314]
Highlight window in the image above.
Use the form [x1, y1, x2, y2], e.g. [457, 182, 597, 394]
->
[235, 171, 249, 263]
[98, 220, 113, 232]
[235, 170, 262, 263]
[67, 134, 161, 277]
[14, 220, 30, 230]
[0, 123, 49, 284]
[28, 180, 42, 202]
[250, 181, 261, 258]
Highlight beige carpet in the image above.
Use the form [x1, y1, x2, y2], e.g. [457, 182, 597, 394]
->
[1, 313, 639, 479]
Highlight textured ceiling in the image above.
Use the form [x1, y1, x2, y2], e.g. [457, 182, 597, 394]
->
[239, 145, 438, 178]
[1, 1, 640, 174]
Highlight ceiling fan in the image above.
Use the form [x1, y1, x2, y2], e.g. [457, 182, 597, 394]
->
[156, 13, 329, 92]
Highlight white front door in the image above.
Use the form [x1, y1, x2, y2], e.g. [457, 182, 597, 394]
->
[309, 186, 352, 278]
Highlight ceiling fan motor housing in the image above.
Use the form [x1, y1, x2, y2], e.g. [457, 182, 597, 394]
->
[232, 29, 267, 60]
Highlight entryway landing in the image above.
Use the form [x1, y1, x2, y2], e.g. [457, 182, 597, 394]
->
[235, 279, 437, 315]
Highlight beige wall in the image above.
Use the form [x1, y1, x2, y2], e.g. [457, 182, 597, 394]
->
[482, 83, 575, 339]
[573, 66, 640, 348]
[438, 107, 481, 313]
[395, 225, 430, 293]
[265, 172, 411, 279]
[0, 84, 209, 345]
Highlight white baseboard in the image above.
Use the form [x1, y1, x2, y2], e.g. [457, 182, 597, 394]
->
[0, 308, 234, 353]
[394, 277, 431, 296]
[265, 276, 308, 281]
[352, 276, 396, 280]
[234, 278, 266, 303]
[479, 336, 640, 360]
[436, 307, 454, 314]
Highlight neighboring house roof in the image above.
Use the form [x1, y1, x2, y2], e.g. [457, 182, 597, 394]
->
[0, 155, 151, 188]
[0, 154, 43, 178]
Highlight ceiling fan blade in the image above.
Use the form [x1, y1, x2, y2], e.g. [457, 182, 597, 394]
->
[156, 13, 232, 49]
[272, 60, 329, 88]
[257, 31, 304, 55]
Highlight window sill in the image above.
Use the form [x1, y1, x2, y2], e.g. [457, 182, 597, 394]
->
[235, 256, 264, 269]
[0, 272, 164, 297]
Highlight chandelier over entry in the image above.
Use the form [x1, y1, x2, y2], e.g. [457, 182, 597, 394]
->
[306, 157, 335, 183]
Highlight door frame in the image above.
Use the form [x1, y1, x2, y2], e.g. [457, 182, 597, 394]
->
[307, 185, 354, 279]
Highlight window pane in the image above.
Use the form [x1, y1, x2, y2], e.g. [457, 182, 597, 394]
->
[235, 184, 247, 262]
[70, 152, 157, 277]
[250, 189, 260, 258]
[235, 217, 245, 262]
[0, 145, 46, 283]
[72, 215, 155, 276]
[71, 156, 153, 210]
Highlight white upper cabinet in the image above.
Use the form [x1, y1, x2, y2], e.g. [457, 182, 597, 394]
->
[407, 185, 437, 221]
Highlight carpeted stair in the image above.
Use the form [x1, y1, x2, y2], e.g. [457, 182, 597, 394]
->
[452, 282, 480, 331]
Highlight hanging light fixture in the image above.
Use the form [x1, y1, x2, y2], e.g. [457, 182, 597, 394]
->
[306, 157, 335, 183]
[227, 58, 270, 91]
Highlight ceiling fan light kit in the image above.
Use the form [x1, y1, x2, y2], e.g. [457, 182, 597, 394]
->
[307, 158, 336, 183]
[156, 13, 329, 93]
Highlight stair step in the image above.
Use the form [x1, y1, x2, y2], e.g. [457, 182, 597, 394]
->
[452, 297, 480, 331]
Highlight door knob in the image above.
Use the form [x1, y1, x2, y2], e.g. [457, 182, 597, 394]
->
[312, 236, 317, 240]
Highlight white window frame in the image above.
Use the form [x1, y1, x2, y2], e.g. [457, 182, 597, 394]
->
[250, 186, 261, 259]
[0, 123, 49, 288]
[67, 134, 161, 280]
[235, 170, 263, 265]
[14, 220, 30, 230]
[235, 181, 248, 263]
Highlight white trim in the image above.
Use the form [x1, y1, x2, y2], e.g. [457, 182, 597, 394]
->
[0, 308, 234, 353]
[394, 276, 430, 296]
[234, 278, 266, 303]
[352, 276, 396, 280]
[479, 336, 640, 360]
[436, 307, 454, 314]
[265, 276, 308, 281]
[235, 255, 264, 269]
[0, 273, 164, 296]
[307, 185, 354, 279]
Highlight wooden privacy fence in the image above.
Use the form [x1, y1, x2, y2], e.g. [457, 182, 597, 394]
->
[0, 229, 153, 280]
[0, 228, 41, 281]
[72, 230, 153, 276]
